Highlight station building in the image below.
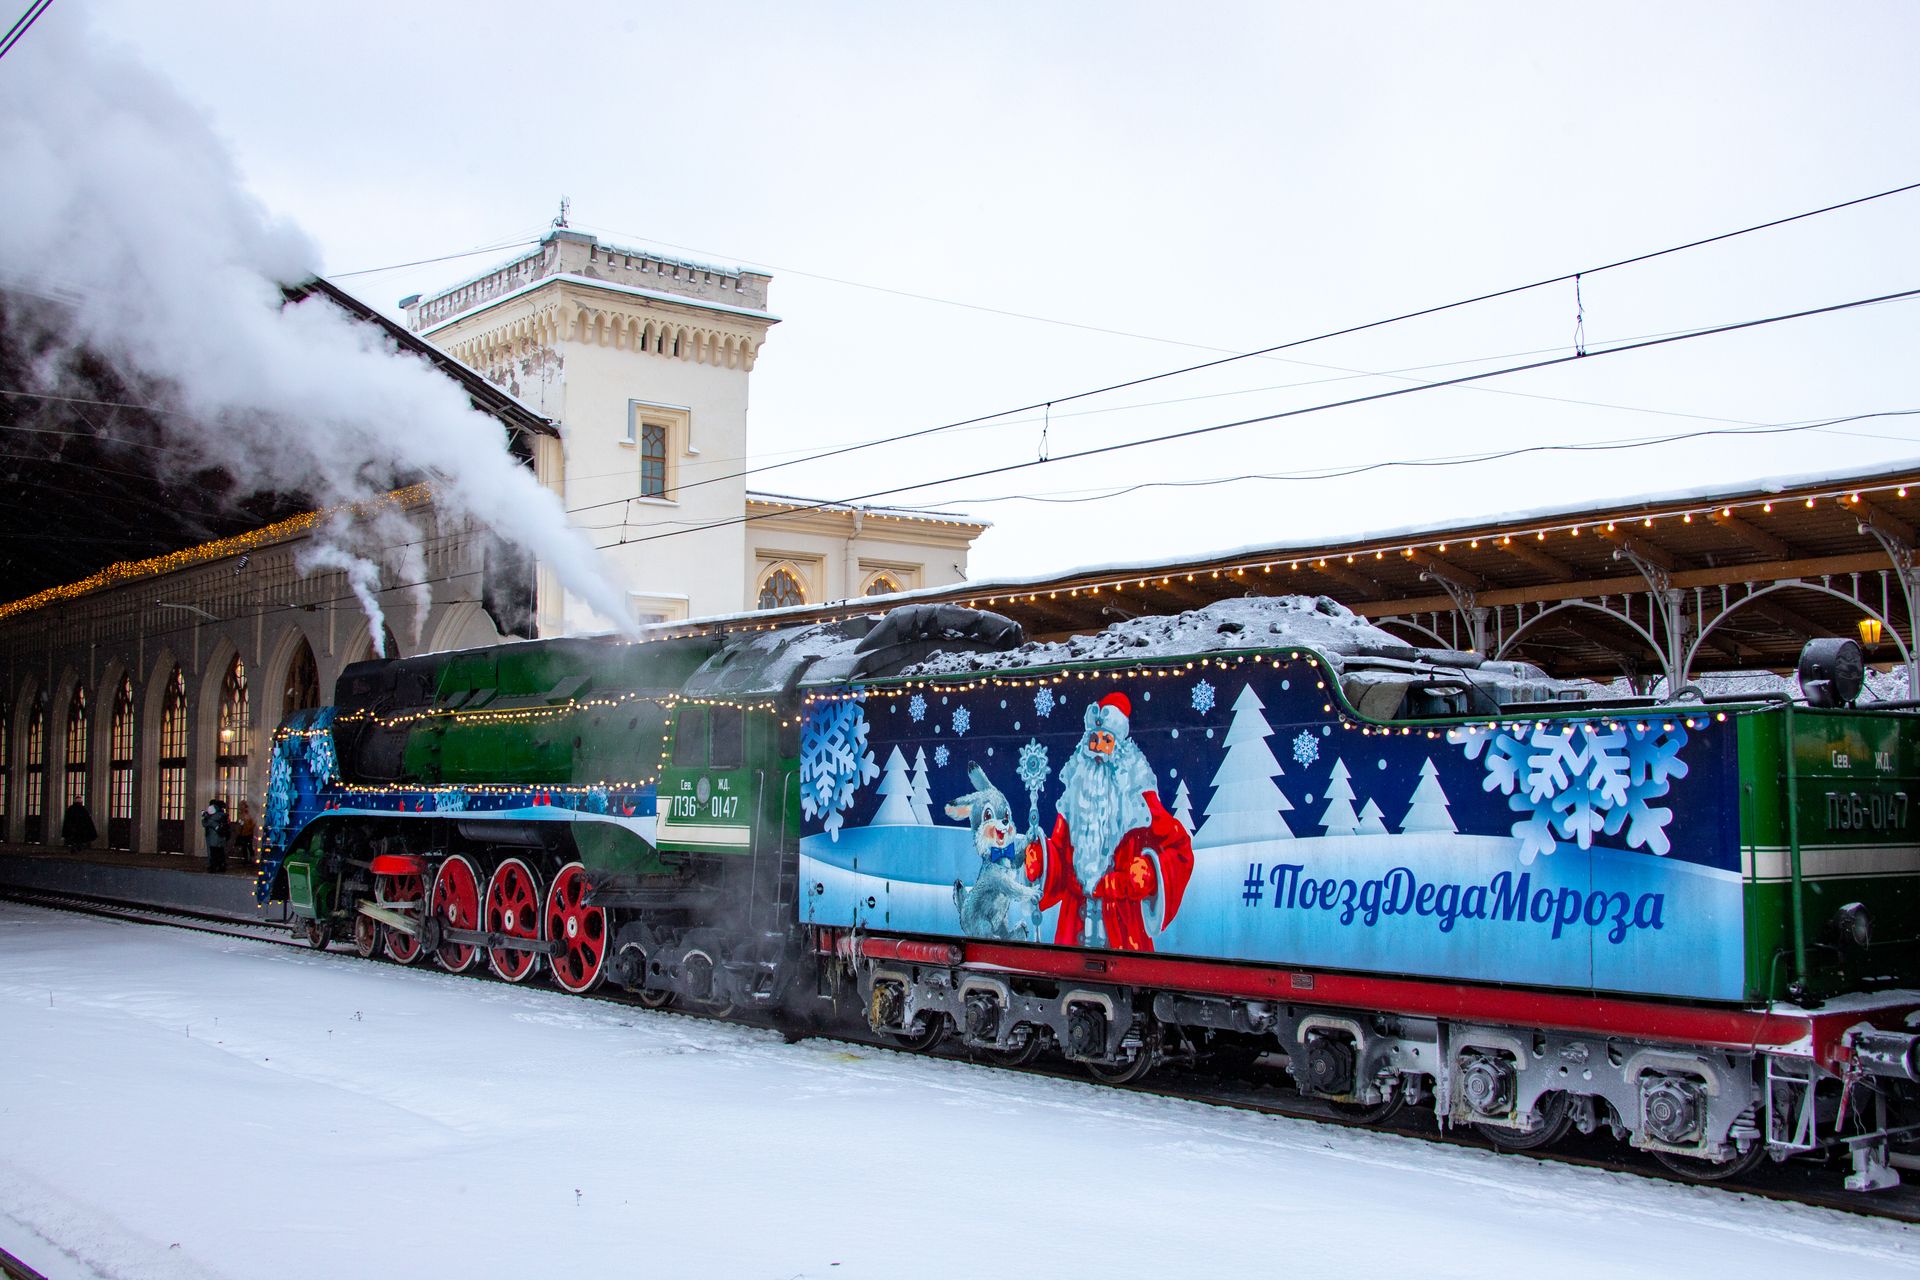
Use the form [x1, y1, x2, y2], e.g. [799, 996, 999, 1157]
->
[401, 227, 985, 630]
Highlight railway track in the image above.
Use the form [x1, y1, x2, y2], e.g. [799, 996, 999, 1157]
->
[0, 1243, 48, 1280]
[9, 885, 1920, 1227]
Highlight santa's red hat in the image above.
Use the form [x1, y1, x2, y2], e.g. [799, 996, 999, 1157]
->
[1094, 691, 1132, 739]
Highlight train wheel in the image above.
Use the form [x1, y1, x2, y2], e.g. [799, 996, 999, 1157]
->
[635, 988, 675, 1010]
[432, 855, 482, 974]
[484, 857, 544, 983]
[303, 919, 329, 950]
[381, 873, 425, 965]
[1330, 1095, 1407, 1126]
[981, 1029, 1047, 1067]
[1086, 1028, 1160, 1085]
[543, 862, 608, 994]
[352, 911, 380, 959]
[1480, 1091, 1574, 1151]
[889, 1016, 947, 1053]
[1653, 1142, 1767, 1183]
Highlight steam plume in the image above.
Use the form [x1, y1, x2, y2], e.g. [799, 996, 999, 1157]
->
[0, 8, 634, 644]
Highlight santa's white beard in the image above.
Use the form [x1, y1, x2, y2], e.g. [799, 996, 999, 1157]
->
[1058, 743, 1154, 890]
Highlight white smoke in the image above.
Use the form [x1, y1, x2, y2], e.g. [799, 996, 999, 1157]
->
[0, 7, 634, 642]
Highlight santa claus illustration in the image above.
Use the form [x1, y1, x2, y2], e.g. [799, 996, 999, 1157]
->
[1024, 692, 1194, 951]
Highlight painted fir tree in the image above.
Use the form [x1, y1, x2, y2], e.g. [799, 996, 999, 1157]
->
[1357, 797, 1388, 835]
[1194, 684, 1294, 847]
[1172, 779, 1195, 832]
[1399, 757, 1458, 834]
[909, 747, 934, 826]
[1319, 759, 1361, 836]
[871, 746, 917, 825]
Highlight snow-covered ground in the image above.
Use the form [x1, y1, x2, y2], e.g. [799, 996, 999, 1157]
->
[3, 901, 1917, 1279]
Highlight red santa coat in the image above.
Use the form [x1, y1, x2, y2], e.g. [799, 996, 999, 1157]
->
[1024, 789, 1195, 951]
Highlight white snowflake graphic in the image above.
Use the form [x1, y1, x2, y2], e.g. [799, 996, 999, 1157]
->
[952, 706, 971, 735]
[934, 744, 950, 768]
[306, 729, 339, 783]
[1017, 739, 1049, 795]
[908, 693, 927, 722]
[799, 696, 881, 841]
[1034, 686, 1056, 718]
[1449, 721, 1689, 863]
[1192, 679, 1217, 714]
[1292, 731, 1320, 767]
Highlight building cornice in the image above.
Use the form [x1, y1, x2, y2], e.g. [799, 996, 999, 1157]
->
[430, 277, 777, 375]
[745, 497, 987, 546]
[422, 272, 779, 340]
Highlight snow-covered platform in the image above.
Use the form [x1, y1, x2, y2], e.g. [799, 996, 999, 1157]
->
[0, 848, 268, 922]
[4, 900, 1920, 1279]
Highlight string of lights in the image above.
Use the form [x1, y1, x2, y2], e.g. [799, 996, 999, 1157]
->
[620, 473, 1920, 645]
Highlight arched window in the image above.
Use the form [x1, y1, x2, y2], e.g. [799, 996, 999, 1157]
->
[864, 573, 902, 597]
[157, 667, 188, 853]
[0, 706, 12, 836]
[216, 656, 248, 815]
[757, 567, 806, 611]
[63, 685, 89, 814]
[109, 677, 134, 850]
[282, 638, 319, 717]
[23, 702, 45, 843]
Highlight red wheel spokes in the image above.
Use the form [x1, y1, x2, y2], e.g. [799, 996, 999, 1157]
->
[381, 873, 426, 964]
[434, 855, 481, 973]
[544, 862, 608, 994]
[485, 859, 543, 983]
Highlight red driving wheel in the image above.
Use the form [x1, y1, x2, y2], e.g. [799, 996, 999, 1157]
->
[381, 872, 426, 965]
[433, 855, 482, 973]
[544, 862, 608, 994]
[484, 857, 544, 983]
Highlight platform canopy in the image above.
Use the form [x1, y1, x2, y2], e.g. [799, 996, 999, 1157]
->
[704, 459, 1920, 692]
[0, 279, 556, 606]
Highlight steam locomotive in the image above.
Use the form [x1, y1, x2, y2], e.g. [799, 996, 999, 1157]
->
[260, 595, 1920, 1190]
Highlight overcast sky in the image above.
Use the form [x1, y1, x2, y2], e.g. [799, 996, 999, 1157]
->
[64, 1, 1920, 581]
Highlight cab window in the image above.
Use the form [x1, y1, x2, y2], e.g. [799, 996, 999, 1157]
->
[672, 706, 708, 766]
[709, 706, 743, 768]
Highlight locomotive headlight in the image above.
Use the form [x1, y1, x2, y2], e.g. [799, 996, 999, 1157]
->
[1833, 902, 1872, 950]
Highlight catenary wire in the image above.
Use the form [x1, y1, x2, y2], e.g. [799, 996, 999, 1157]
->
[935, 412, 1920, 507]
[600, 285, 1920, 547]
[0, 0, 53, 61]
[564, 177, 1920, 506]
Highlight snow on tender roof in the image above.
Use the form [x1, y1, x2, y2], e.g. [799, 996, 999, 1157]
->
[905, 595, 1420, 677]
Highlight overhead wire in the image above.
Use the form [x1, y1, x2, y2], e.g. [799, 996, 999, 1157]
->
[324, 230, 548, 281]
[600, 284, 1920, 547]
[937, 411, 1920, 507]
[0, 0, 53, 62]
[563, 176, 1920, 508]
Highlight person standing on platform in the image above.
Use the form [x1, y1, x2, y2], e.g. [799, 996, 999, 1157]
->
[61, 800, 96, 852]
[232, 800, 256, 865]
[201, 798, 230, 873]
